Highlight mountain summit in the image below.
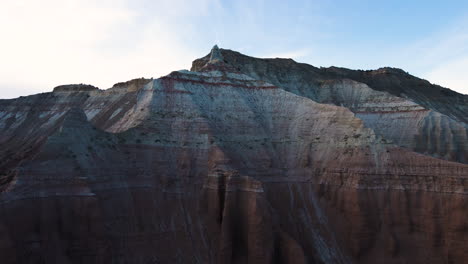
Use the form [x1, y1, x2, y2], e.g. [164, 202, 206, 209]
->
[209, 44, 223, 63]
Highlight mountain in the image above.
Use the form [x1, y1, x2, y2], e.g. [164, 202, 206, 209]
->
[192, 49, 468, 163]
[0, 46, 467, 264]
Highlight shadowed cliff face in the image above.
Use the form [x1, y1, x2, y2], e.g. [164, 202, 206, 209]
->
[0, 46, 467, 263]
[0, 78, 152, 186]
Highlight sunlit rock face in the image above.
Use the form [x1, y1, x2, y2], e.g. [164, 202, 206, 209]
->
[192, 49, 468, 164]
[0, 47, 467, 264]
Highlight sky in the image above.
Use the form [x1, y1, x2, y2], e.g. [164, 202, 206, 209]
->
[1, 0, 468, 99]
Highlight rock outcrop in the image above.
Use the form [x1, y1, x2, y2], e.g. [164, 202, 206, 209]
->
[0, 46, 467, 263]
[53, 84, 99, 92]
[192, 49, 468, 164]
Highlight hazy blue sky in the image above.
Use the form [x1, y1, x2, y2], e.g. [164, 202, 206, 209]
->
[1, 0, 468, 98]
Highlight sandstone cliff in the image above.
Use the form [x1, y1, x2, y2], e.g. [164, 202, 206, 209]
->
[0, 46, 467, 263]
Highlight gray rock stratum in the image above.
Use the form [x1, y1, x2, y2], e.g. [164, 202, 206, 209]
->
[0, 45, 467, 263]
[192, 48, 468, 164]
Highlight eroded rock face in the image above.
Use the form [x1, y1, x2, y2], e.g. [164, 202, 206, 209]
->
[0, 47, 467, 263]
[192, 49, 468, 164]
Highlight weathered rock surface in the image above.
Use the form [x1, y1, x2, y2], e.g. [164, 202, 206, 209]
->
[0, 46, 467, 263]
[53, 84, 100, 92]
[192, 49, 468, 164]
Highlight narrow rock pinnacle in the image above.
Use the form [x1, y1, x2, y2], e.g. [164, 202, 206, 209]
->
[209, 45, 223, 63]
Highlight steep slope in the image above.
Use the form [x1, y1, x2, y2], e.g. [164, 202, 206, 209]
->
[0, 78, 152, 190]
[0, 46, 467, 263]
[325, 66, 468, 124]
[192, 49, 468, 164]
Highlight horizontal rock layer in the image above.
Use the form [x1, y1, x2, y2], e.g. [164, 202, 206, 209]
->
[192, 49, 468, 164]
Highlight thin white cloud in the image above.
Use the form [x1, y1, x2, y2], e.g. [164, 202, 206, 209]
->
[395, 16, 468, 94]
[424, 56, 468, 94]
[0, 0, 217, 99]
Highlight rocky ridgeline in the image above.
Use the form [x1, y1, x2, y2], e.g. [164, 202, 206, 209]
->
[0, 45, 467, 264]
[53, 84, 99, 92]
[192, 48, 468, 164]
